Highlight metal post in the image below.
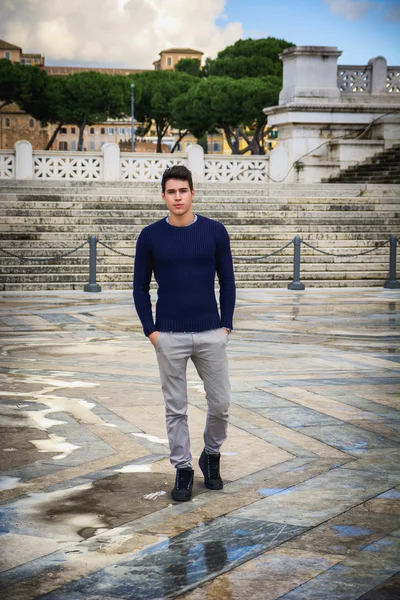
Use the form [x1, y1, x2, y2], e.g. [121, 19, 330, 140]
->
[131, 83, 135, 153]
[288, 235, 305, 290]
[384, 235, 400, 289]
[84, 235, 101, 292]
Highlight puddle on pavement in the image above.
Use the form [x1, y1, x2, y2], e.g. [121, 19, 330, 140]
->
[2, 472, 174, 542]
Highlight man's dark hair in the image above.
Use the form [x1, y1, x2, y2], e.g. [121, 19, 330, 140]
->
[161, 165, 193, 193]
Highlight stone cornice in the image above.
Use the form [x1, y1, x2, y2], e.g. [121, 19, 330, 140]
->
[264, 103, 400, 116]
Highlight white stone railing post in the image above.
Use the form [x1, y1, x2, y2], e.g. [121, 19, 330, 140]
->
[187, 144, 204, 182]
[14, 140, 33, 180]
[369, 56, 387, 94]
[102, 142, 120, 181]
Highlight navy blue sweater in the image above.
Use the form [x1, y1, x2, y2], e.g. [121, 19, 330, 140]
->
[133, 215, 236, 336]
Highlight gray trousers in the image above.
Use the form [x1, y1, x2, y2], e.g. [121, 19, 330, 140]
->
[155, 329, 231, 469]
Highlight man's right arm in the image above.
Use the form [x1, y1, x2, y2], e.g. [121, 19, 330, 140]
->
[133, 229, 157, 338]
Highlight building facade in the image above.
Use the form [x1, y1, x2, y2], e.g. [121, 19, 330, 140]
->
[0, 40, 272, 155]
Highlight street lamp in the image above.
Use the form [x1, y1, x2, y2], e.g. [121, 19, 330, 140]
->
[131, 83, 135, 153]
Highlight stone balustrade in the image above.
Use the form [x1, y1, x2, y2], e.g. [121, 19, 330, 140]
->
[337, 59, 400, 95]
[0, 142, 270, 183]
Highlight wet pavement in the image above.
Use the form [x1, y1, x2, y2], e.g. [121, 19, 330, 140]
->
[0, 287, 399, 600]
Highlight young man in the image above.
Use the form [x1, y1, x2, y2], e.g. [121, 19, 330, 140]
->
[133, 165, 236, 502]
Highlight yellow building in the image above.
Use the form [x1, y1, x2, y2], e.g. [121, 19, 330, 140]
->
[153, 48, 203, 71]
[0, 39, 276, 155]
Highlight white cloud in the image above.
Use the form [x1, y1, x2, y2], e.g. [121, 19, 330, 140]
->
[0, 0, 243, 68]
[325, 0, 382, 20]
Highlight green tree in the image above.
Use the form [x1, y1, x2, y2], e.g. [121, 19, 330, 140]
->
[133, 70, 196, 153]
[175, 58, 202, 77]
[0, 59, 25, 110]
[171, 76, 281, 154]
[207, 37, 294, 79]
[62, 71, 130, 150]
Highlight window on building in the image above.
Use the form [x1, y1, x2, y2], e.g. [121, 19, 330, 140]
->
[71, 127, 76, 134]
[119, 128, 126, 135]
[100, 127, 105, 134]
[59, 141, 68, 150]
[90, 127, 95, 134]
[71, 141, 76, 151]
[5, 51, 11, 60]
[89, 141, 95, 150]
[100, 141, 106, 149]
[212, 141, 221, 152]
[167, 56, 172, 66]
[150, 129, 156, 136]
[60, 127, 67, 134]
[29, 119, 34, 128]
[4, 118, 10, 128]
[107, 127, 114, 134]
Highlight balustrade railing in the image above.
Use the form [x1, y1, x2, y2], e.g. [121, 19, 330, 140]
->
[387, 68, 400, 94]
[337, 66, 371, 93]
[338, 64, 400, 94]
[0, 143, 270, 183]
[204, 155, 269, 182]
[0, 151, 15, 179]
[33, 151, 102, 180]
[120, 153, 186, 181]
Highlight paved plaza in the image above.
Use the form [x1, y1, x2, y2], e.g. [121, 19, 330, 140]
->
[0, 287, 399, 599]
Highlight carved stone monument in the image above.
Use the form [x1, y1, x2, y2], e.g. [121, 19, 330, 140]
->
[265, 46, 400, 183]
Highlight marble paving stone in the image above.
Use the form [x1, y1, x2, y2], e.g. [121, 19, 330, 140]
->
[0, 533, 71, 573]
[279, 536, 400, 600]
[229, 468, 400, 527]
[283, 504, 400, 556]
[0, 288, 399, 599]
[1, 461, 70, 483]
[39, 313, 85, 325]
[342, 449, 400, 474]
[255, 406, 341, 428]
[291, 423, 400, 453]
[357, 573, 400, 599]
[229, 404, 350, 459]
[40, 517, 308, 600]
[179, 547, 343, 600]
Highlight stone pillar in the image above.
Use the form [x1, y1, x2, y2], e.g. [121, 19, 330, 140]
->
[279, 46, 342, 104]
[102, 142, 120, 181]
[369, 56, 387, 94]
[187, 144, 204, 183]
[14, 140, 33, 180]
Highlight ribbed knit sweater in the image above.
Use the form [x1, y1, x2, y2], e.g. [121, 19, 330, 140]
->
[133, 215, 236, 336]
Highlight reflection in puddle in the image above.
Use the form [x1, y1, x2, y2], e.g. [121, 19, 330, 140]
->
[50, 518, 306, 600]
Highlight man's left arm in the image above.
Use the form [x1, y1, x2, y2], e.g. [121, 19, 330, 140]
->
[216, 224, 236, 330]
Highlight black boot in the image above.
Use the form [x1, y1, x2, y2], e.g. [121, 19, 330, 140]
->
[171, 467, 194, 502]
[199, 449, 223, 490]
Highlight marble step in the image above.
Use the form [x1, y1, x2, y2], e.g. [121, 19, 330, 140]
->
[0, 269, 388, 284]
[0, 279, 386, 291]
[2, 208, 397, 220]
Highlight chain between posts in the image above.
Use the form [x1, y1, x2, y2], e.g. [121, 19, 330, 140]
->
[234, 239, 294, 261]
[0, 234, 398, 291]
[0, 240, 89, 263]
[301, 237, 391, 258]
[97, 240, 135, 258]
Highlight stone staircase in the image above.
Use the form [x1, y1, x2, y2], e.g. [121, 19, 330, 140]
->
[0, 180, 399, 290]
[326, 144, 400, 184]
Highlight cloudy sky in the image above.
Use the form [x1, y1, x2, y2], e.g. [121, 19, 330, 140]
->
[0, 0, 399, 68]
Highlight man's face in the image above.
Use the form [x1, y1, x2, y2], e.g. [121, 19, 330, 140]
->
[162, 178, 194, 217]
